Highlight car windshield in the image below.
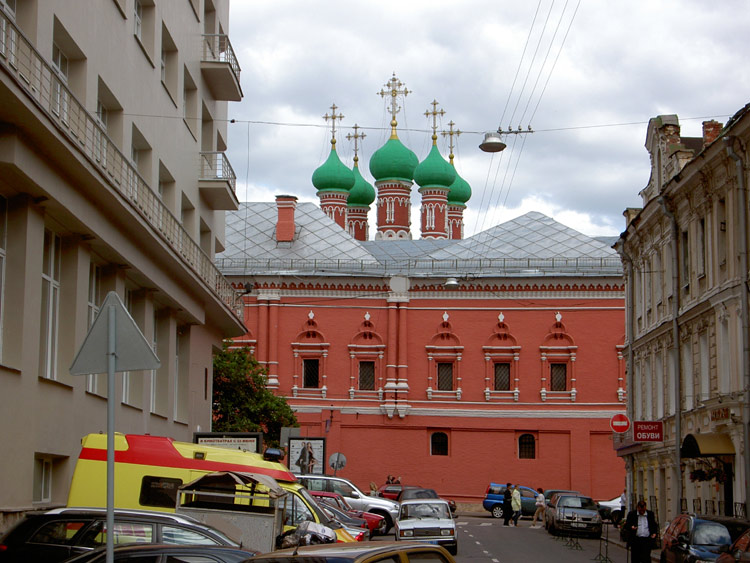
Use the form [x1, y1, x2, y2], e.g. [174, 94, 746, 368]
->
[401, 503, 450, 520]
[559, 496, 597, 510]
[693, 522, 732, 546]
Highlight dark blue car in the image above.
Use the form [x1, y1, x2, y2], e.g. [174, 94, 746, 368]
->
[482, 483, 538, 519]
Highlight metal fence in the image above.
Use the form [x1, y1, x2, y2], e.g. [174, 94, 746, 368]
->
[201, 33, 241, 79]
[0, 12, 240, 320]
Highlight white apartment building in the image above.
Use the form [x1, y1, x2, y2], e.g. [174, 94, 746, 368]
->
[0, 0, 245, 529]
[616, 105, 750, 526]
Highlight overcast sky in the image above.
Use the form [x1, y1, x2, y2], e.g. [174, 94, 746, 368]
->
[224, 0, 750, 238]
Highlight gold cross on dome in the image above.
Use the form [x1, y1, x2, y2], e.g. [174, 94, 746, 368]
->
[346, 124, 366, 166]
[377, 73, 411, 136]
[323, 103, 344, 147]
[441, 120, 462, 164]
[424, 99, 445, 145]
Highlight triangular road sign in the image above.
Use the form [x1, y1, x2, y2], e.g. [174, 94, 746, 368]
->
[70, 291, 161, 375]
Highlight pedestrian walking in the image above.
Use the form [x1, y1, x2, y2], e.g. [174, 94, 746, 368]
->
[531, 487, 545, 528]
[502, 483, 513, 526]
[511, 485, 522, 526]
[623, 500, 659, 563]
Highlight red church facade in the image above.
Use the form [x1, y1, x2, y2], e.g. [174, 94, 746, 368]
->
[221, 203, 627, 504]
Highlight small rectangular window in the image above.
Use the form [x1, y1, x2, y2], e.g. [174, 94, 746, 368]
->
[303, 359, 319, 388]
[550, 363, 567, 391]
[358, 361, 375, 390]
[494, 363, 511, 390]
[139, 476, 182, 508]
[437, 363, 453, 391]
[33, 457, 52, 502]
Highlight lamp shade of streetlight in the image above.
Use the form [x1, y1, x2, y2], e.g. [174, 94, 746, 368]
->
[479, 132, 507, 153]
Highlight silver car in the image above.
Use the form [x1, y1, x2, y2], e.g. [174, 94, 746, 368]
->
[395, 499, 457, 555]
[545, 494, 602, 538]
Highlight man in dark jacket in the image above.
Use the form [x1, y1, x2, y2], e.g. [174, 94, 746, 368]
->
[624, 500, 659, 563]
[502, 483, 513, 526]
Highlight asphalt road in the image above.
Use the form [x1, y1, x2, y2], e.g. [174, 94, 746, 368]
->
[376, 513, 638, 562]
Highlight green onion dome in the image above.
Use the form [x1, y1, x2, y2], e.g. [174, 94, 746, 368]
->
[368, 136, 419, 182]
[414, 143, 456, 189]
[447, 169, 471, 205]
[312, 146, 355, 192]
[348, 163, 376, 206]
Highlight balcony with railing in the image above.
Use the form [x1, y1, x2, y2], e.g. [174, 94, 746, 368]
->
[201, 34, 242, 101]
[0, 11, 241, 322]
[200, 151, 239, 210]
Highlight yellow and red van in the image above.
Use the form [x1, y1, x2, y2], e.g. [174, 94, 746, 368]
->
[67, 433, 354, 542]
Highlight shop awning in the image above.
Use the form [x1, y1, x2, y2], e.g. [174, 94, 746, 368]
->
[681, 433, 735, 458]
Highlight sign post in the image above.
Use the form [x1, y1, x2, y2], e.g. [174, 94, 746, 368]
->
[610, 413, 631, 434]
[70, 292, 160, 563]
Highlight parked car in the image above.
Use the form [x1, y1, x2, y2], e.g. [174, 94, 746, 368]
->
[315, 502, 370, 541]
[661, 513, 750, 563]
[395, 499, 457, 555]
[0, 507, 241, 562]
[717, 526, 750, 562]
[597, 495, 625, 524]
[376, 484, 420, 501]
[309, 491, 386, 536]
[396, 488, 457, 514]
[545, 493, 602, 538]
[244, 540, 457, 563]
[543, 489, 581, 504]
[296, 474, 399, 532]
[60, 543, 256, 562]
[483, 483, 538, 519]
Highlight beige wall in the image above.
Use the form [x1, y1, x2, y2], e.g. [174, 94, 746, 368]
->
[0, 0, 244, 529]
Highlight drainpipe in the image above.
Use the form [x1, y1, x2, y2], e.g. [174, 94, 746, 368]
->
[725, 136, 750, 512]
[659, 196, 682, 517]
[616, 238, 636, 507]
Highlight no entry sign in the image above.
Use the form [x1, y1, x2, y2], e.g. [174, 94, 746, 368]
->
[610, 413, 631, 433]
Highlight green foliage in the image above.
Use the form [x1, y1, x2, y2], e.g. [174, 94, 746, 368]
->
[212, 343, 297, 447]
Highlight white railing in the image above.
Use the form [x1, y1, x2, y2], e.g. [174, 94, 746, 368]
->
[0, 12, 241, 320]
[200, 151, 236, 192]
[201, 33, 240, 80]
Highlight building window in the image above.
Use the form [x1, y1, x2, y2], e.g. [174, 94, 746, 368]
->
[494, 362, 511, 390]
[718, 198, 727, 267]
[40, 229, 61, 380]
[680, 229, 690, 289]
[431, 432, 448, 456]
[550, 363, 567, 391]
[437, 362, 453, 391]
[33, 456, 52, 503]
[160, 24, 178, 101]
[303, 359, 319, 388]
[94, 99, 108, 167]
[51, 43, 69, 123]
[86, 263, 102, 394]
[518, 434, 536, 459]
[358, 361, 375, 390]
[134, 0, 143, 40]
[697, 218, 706, 277]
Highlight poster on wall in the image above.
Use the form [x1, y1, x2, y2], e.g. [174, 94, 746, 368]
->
[288, 437, 326, 475]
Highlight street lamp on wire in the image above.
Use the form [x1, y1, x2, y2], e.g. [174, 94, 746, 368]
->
[479, 125, 534, 153]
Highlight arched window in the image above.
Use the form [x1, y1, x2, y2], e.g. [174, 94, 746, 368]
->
[519, 434, 535, 459]
[431, 432, 448, 456]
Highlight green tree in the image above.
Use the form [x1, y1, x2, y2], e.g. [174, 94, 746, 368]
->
[212, 342, 297, 447]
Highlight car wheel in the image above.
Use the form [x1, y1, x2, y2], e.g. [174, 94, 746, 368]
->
[491, 505, 504, 519]
[448, 545, 457, 555]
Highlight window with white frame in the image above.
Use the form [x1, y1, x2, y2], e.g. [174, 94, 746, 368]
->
[0, 0, 17, 67]
[134, 0, 143, 40]
[430, 432, 448, 456]
[33, 455, 52, 503]
[550, 363, 567, 391]
[682, 340, 693, 410]
[86, 263, 102, 394]
[437, 362, 453, 391]
[358, 361, 375, 390]
[40, 229, 61, 380]
[494, 362, 511, 390]
[51, 43, 69, 123]
[303, 359, 319, 388]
